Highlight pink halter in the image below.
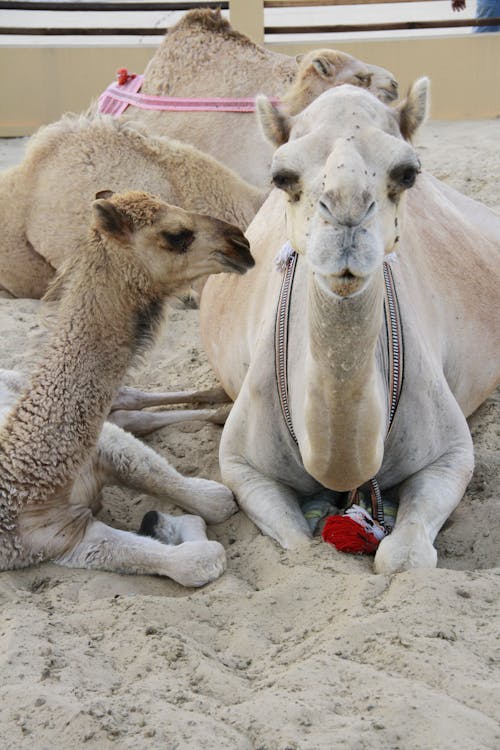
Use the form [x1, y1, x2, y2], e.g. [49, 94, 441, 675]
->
[98, 69, 279, 116]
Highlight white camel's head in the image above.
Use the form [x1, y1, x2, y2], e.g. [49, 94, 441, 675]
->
[258, 79, 429, 297]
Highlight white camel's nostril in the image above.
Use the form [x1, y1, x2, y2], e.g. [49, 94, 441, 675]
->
[319, 199, 333, 220]
[365, 201, 376, 220]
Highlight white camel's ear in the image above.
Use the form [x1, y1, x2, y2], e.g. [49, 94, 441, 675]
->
[92, 199, 132, 242]
[256, 95, 292, 147]
[396, 77, 430, 141]
[95, 189, 115, 200]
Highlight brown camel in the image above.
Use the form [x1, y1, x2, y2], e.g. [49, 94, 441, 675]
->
[117, 9, 398, 187]
[0, 115, 264, 299]
[0, 190, 254, 585]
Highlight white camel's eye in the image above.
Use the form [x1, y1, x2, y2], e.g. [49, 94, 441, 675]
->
[271, 169, 301, 201]
[390, 162, 420, 190]
[272, 169, 299, 189]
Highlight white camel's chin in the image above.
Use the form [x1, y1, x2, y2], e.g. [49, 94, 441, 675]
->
[315, 269, 367, 298]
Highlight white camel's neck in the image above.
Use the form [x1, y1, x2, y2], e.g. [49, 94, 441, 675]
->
[0, 241, 158, 503]
[298, 270, 387, 491]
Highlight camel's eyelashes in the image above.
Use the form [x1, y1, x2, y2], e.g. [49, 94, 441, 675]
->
[161, 229, 195, 254]
[390, 163, 420, 190]
[272, 169, 301, 199]
[354, 73, 372, 88]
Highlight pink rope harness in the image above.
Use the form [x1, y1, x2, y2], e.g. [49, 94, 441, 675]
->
[98, 69, 279, 116]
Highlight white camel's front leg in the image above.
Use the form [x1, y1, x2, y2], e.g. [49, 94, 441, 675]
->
[375, 437, 474, 575]
[98, 423, 236, 524]
[222, 455, 312, 549]
[220, 440, 311, 549]
[219, 387, 313, 548]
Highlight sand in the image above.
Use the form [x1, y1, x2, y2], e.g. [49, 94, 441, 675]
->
[0, 120, 498, 750]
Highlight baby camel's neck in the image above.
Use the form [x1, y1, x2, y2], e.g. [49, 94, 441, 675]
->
[0, 237, 161, 502]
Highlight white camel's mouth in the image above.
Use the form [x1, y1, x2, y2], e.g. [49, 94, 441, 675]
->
[328, 269, 366, 297]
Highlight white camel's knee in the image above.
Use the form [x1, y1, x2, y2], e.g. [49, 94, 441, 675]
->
[374, 522, 437, 575]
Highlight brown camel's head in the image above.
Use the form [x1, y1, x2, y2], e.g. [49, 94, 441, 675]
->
[281, 49, 399, 116]
[92, 191, 255, 296]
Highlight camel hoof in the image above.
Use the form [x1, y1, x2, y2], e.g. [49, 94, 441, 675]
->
[374, 523, 437, 575]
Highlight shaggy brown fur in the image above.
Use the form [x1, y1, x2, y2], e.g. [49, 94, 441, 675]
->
[169, 8, 255, 48]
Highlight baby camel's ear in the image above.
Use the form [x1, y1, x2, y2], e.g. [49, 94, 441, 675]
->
[92, 199, 132, 242]
[95, 189, 115, 200]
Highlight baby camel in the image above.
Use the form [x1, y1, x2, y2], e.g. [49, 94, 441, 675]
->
[0, 190, 254, 586]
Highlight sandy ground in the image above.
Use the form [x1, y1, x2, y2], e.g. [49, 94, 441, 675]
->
[0, 119, 499, 750]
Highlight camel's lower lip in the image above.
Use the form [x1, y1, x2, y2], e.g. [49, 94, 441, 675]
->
[328, 271, 365, 296]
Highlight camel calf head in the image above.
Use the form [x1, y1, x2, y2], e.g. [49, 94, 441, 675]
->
[92, 190, 255, 297]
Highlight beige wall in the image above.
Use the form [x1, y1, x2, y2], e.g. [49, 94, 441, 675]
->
[1, 33, 499, 136]
[0, 46, 153, 136]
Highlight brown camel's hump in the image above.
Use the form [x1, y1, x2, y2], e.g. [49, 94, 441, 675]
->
[168, 8, 255, 48]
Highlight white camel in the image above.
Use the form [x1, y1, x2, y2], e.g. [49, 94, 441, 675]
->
[0, 190, 254, 586]
[200, 82, 500, 573]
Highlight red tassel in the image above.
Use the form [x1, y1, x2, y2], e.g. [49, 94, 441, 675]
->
[322, 505, 385, 555]
[117, 68, 135, 86]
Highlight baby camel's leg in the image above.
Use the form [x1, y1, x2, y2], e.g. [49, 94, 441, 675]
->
[97, 422, 237, 524]
[139, 510, 209, 544]
[108, 385, 231, 436]
[55, 517, 226, 587]
[108, 404, 230, 436]
[112, 385, 229, 409]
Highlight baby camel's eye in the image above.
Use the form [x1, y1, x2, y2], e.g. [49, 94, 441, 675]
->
[161, 229, 194, 254]
[271, 169, 301, 201]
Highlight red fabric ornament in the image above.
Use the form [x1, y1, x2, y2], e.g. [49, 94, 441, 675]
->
[117, 68, 135, 86]
[322, 505, 386, 555]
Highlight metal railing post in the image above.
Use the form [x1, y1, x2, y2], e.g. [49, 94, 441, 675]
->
[229, 0, 264, 44]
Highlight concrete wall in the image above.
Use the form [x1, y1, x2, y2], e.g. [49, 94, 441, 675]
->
[1, 32, 499, 136]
